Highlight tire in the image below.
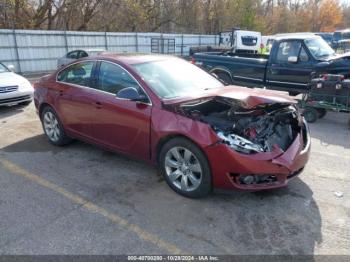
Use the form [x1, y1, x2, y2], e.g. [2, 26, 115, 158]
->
[303, 107, 318, 123]
[19, 100, 32, 106]
[159, 137, 212, 198]
[289, 91, 301, 96]
[41, 106, 72, 146]
[215, 71, 233, 85]
[316, 108, 327, 119]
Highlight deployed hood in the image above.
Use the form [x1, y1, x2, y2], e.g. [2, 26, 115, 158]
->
[0, 72, 29, 87]
[163, 85, 296, 109]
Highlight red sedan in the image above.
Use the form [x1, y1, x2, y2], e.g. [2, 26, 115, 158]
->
[34, 54, 310, 198]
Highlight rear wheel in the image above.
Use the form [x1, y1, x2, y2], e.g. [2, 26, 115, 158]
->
[159, 138, 212, 198]
[214, 71, 233, 85]
[303, 107, 318, 123]
[41, 106, 71, 146]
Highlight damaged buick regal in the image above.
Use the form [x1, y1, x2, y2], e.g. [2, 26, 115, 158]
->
[34, 54, 310, 198]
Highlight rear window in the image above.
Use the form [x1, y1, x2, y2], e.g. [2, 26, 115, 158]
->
[57, 62, 94, 87]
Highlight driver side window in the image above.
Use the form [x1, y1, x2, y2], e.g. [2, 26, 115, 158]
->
[97, 62, 140, 95]
[66, 51, 79, 59]
[299, 47, 309, 62]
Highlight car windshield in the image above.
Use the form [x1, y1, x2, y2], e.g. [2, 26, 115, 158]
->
[305, 37, 335, 58]
[131, 58, 223, 99]
[0, 63, 9, 73]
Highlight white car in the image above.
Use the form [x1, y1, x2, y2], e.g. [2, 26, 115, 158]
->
[57, 49, 106, 68]
[0, 63, 33, 107]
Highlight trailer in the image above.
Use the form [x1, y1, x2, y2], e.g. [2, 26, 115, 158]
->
[299, 75, 350, 128]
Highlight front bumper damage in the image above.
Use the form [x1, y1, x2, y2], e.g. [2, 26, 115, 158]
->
[205, 120, 310, 190]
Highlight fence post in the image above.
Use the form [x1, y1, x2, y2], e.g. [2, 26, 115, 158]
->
[160, 33, 164, 54]
[135, 32, 138, 53]
[198, 35, 201, 46]
[64, 30, 69, 53]
[104, 31, 108, 50]
[214, 35, 217, 46]
[181, 34, 184, 56]
[12, 29, 21, 74]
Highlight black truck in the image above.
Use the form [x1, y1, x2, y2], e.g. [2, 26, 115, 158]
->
[193, 33, 350, 94]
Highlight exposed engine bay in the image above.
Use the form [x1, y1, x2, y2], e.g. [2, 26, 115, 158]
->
[179, 97, 302, 154]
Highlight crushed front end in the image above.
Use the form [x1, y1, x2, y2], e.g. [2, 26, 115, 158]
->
[179, 95, 310, 190]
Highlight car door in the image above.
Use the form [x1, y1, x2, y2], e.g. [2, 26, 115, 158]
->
[266, 40, 313, 92]
[89, 61, 152, 160]
[55, 61, 98, 138]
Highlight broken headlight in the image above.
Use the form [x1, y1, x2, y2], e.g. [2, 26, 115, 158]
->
[217, 131, 265, 154]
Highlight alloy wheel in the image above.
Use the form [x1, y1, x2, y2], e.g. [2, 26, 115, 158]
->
[164, 146, 202, 192]
[43, 111, 61, 142]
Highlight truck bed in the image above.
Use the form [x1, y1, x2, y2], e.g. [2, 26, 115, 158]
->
[194, 52, 269, 88]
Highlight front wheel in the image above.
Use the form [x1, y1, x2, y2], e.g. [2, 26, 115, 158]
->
[316, 108, 327, 119]
[303, 107, 319, 123]
[159, 138, 212, 198]
[41, 106, 72, 146]
[19, 100, 32, 106]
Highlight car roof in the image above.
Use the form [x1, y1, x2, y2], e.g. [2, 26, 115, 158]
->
[88, 53, 178, 65]
[274, 33, 319, 41]
[315, 32, 332, 36]
[334, 29, 350, 33]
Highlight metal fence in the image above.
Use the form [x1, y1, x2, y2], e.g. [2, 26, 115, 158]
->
[0, 29, 219, 74]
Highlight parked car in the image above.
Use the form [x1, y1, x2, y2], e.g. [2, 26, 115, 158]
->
[0, 62, 33, 107]
[332, 29, 350, 49]
[57, 49, 106, 68]
[193, 33, 350, 94]
[34, 54, 310, 198]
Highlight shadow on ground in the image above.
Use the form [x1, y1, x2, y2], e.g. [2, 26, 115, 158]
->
[0, 104, 29, 120]
[1, 133, 323, 255]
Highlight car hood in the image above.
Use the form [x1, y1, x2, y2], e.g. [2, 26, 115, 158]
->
[321, 52, 350, 61]
[0, 72, 29, 87]
[162, 85, 296, 109]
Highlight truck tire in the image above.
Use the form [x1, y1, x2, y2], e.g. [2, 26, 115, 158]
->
[215, 72, 233, 85]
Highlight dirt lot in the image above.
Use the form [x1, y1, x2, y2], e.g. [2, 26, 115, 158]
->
[0, 102, 349, 255]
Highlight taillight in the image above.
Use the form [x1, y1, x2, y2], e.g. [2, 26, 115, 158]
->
[191, 57, 196, 64]
[321, 74, 345, 81]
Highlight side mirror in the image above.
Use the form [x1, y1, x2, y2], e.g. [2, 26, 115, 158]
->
[116, 87, 148, 103]
[7, 64, 15, 72]
[288, 56, 298, 63]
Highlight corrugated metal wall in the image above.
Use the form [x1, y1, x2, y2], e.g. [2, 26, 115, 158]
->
[0, 29, 218, 74]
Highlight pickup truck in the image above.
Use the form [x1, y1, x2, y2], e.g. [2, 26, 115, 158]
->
[193, 33, 350, 94]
